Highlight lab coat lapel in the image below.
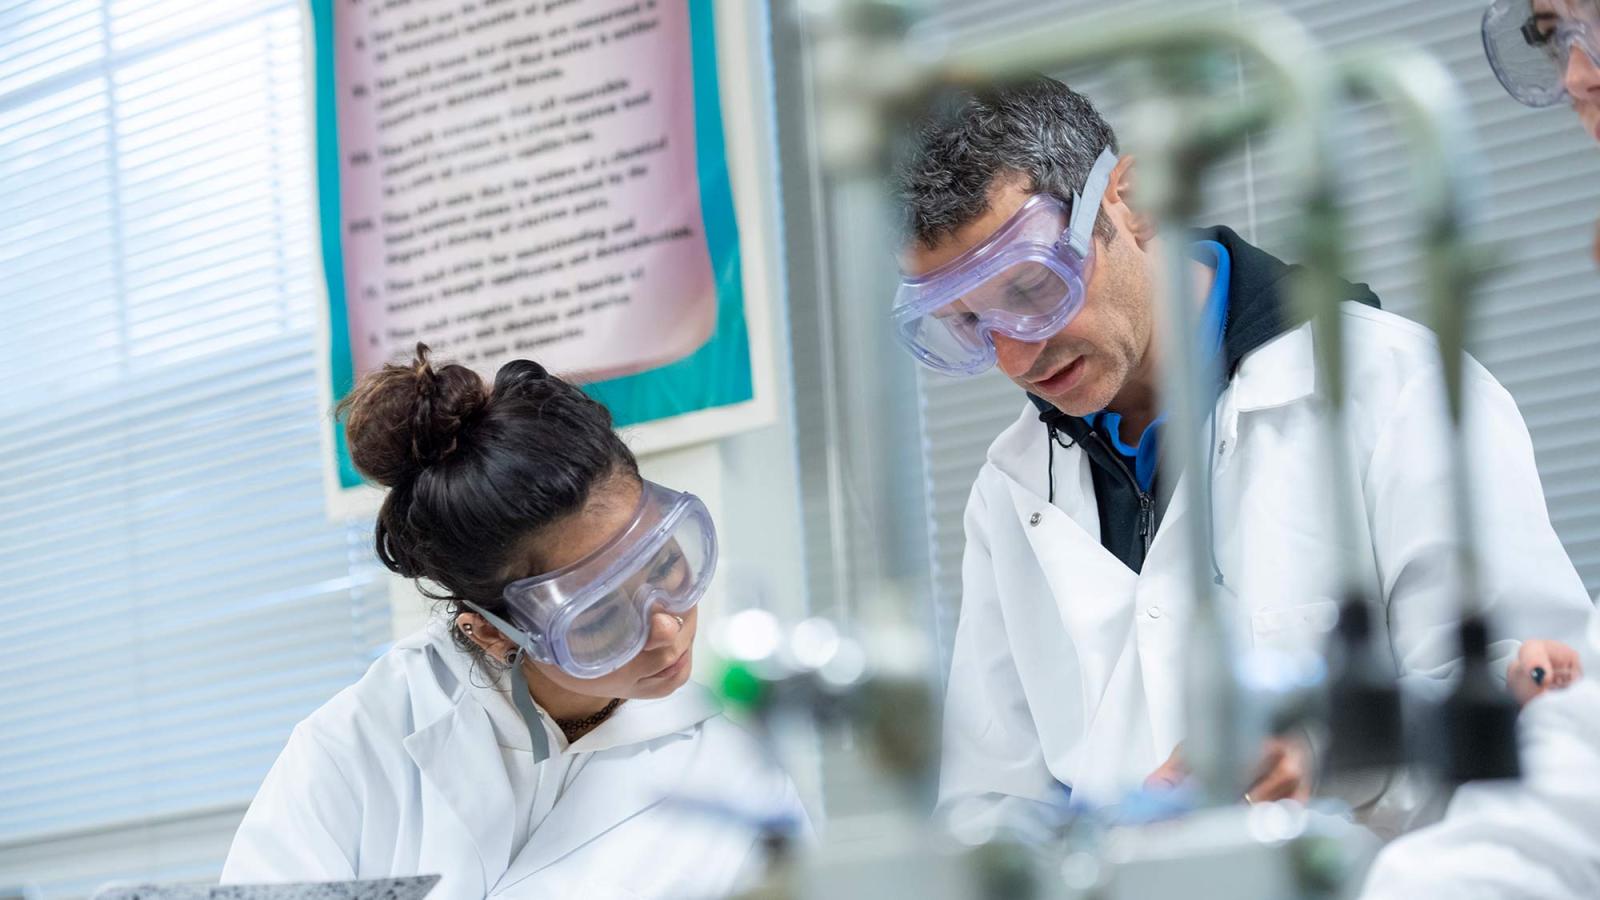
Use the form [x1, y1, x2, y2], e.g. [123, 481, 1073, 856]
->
[497, 739, 699, 886]
[403, 702, 517, 891]
[1003, 472, 1137, 646]
[1131, 318, 1315, 757]
[495, 688, 719, 886]
[1134, 468, 1192, 758]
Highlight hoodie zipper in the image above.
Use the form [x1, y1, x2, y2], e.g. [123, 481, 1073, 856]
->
[1084, 429, 1156, 557]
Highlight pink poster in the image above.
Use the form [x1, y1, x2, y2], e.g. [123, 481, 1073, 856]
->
[330, 1, 721, 382]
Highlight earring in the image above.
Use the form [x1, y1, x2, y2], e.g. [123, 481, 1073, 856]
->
[672, 615, 685, 627]
[459, 622, 474, 635]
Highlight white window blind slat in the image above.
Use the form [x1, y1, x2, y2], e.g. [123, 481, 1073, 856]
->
[0, 808, 244, 899]
[0, 0, 94, 34]
[0, 205, 112, 257]
[0, 407, 313, 505]
[126, 222, 310, 290]
[109, 0, 284, 54]
[114, 21, 301, 102]
[0, 34, 101, 100]
[117, 67, 306, 149]
[0, 655, 362, 768]
[0, 130, 106, 182]
[0, 8, 99, 63]
[0, 79, 103, 135]
[1, 650, 366, 758]
[0, 480, 337, 586]
[123, 193, 303, 254]
[1, 557, 374, 646]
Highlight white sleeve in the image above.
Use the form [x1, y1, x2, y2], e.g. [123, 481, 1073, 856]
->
[1360, 680, 1600, 900]
[937, 481, 1065, 842]
[221, 723, 362, 882]
[1364, 367, 1594, 698]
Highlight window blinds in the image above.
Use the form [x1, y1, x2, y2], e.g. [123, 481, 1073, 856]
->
[0, 2, 389, 894]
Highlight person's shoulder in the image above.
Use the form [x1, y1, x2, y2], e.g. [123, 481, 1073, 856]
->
[296, 621, 462, 751]
[1337, 302, 1504, 398]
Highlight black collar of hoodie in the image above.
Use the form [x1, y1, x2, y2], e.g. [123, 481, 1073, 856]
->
[1027, 225, 1382, 428]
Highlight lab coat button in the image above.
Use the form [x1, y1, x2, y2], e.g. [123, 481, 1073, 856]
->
[1029, 512, 1042, 526]
[1146, 606, 1162, 619]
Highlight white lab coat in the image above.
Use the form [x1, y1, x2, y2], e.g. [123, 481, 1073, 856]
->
[1360, 608, 1600, 899]
[940, 302, 1595, 838]
[222, 622, 805, 899]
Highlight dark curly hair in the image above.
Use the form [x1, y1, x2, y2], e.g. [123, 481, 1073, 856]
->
[336, 343, 639, 658]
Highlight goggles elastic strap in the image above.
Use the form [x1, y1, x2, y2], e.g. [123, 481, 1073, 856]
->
[509, 660, 553, 763]
[460, 598, 548, 664]
[457, 598, 555, 761]
[1065, 148, 1122, 257]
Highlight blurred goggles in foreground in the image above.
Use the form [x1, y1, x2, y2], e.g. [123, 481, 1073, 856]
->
[891, 148, 1118, 376]
[1484, 0, 1600, 107]
[465, 480, 716, 679]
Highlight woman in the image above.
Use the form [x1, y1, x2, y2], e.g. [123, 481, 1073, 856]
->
[1357, 5, 1600, 896]
[221, 346, 805, 898]
[1484, 0, 1600, 263]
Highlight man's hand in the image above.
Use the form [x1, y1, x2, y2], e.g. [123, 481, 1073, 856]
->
[1246, 735, 1313, 803]
[1144, 736, 1313, 803]
[1508, 639, 1583, 707]
[1143, 742, 1188, 791]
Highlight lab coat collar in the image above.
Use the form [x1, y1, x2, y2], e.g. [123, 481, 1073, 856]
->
[403, 684, 518, 891]
[571, 682, 723, 753]
[1231, 320, 1316, 412]
[397, 622, 726, 887]
[398, 620, 723, 749]
[991, 321, 1321, 510]
[987, 400, 1060, 498]
[496, 732, 705, 886]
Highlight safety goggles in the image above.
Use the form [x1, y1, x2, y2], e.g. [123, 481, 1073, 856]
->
[466, 480, 717, 679]
[1484, 0, 1600, 108]
[891, 148, 1119, 376]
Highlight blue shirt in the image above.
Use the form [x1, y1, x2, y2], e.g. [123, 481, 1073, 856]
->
[1084, 241, 1232, 493]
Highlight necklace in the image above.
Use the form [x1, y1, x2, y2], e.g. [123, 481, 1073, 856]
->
[553, 697, 623, 740]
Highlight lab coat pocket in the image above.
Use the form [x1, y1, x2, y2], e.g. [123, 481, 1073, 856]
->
[1250, 599, 1340, 653]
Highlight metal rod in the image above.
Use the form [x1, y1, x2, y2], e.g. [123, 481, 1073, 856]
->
[1337, 48, 1485, 620]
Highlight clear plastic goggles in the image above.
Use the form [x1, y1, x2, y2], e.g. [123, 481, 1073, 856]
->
[891, 148, 1118, 376]
[1484, 0, 1600, 108]
[466, 480, 717, 679]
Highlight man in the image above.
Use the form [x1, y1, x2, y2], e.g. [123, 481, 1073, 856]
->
[1356, 3, 1600, 894]
[891, 76, 1594, 839]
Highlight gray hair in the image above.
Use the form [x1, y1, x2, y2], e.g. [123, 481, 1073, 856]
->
[894, 76, 1119, 249]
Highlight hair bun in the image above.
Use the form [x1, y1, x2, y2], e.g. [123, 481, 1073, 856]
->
[337, 342, 488, 487]
[491, 358, 552, 399]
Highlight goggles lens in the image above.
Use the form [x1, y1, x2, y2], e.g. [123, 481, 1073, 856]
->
[560, 519, 711, 671]
[485, 480, 717, 679]
[891, 148, 1117, 376]
[1484, 0, 1600, 107]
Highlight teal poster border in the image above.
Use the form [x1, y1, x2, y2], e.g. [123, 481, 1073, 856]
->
[315, 0, 753, 491]
[584, 0, 753, 427]
[311, 0, 360, 489]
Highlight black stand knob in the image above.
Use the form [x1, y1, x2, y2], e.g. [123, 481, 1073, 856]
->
[1430, 615, 1521, 784]
[1323, 598, 1408, 774]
